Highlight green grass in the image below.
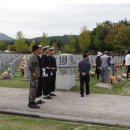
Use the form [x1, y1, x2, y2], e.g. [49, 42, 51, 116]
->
[0, 76, 29, 88]
[0, 69, 130, 96]
[71, 77, 130, 96]
[0, 114, 128, 130]
[0, 71, 29, 88]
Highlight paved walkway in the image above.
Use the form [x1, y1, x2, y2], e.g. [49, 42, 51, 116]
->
[0, 87, 130, 128]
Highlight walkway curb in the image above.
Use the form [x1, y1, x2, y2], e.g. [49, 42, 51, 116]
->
[0, 108, 130, 129]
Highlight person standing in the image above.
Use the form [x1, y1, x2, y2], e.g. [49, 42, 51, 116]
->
[28, 45, 41, 109]
[109, 52, 116, 76]
[95, 52, 102, 80]
[35, 45, 45, 104]
[123, 50, 128, 66]
[125, 50, 130, 79]
[49, 47, 57, 96]
[101, 51, 110, 83]
[78, 53, 91, 97]
[42, 46, 52, 99]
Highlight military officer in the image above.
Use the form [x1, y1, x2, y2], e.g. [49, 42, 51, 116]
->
[35, 45, 45, 104]
[42, 46, 52, 99]
[28, 45, 41, 109]
[49, 47, 57, 96]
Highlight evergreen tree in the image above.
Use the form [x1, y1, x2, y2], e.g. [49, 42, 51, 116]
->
[15, 31, 25, 53]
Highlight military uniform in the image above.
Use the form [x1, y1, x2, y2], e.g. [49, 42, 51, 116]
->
[50, 55, 57, 93]
[42, 55, 52, 97]
[28, 53, 40, 103]
[36, 55, 43, 98]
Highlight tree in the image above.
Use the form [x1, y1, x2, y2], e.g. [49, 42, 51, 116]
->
[105, 23, 130, 51]
[28, 40, 36, 52]
[79, 26, 90, 51]
[74, 37, 81, 53]
[119, 18, 130, 26]
[10, 44, 16, 51]
[0, 41, 7, 51]
[114, 25, 130, 50]
[40, 32, 48, 46]
[15, 31, 25, 53]
[92, 21, 113, 51]
[64, 35, 76, 53]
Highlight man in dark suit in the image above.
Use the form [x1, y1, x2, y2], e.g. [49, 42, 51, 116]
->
[78, 53, 91, 97]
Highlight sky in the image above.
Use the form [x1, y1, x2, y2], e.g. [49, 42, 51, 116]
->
[0, 0, 130, 38]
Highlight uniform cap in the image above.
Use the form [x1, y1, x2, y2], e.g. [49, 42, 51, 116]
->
[32, 45, 42, 51]
[42, 45, 50, 50]
[49, 47, 55, 51]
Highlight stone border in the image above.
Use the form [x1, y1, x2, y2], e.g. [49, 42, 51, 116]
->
[0, 108, 130, 129]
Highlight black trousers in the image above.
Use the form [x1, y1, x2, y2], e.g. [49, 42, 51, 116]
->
[43, 70, 51, 96]
[36, 77, 43, 98]
[127, 65, 130, 78]
[95, 67, 101, 79]
[50, 71, 56, 92]
[80, 74, 90, 96]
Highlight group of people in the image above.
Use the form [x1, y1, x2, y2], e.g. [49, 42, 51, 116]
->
[28, 46, 130, 102]
[95, 50, 130, 83]
[95, 51, 112, 83]
[78, 50, 130, 97]
[28, 45, 57, 109]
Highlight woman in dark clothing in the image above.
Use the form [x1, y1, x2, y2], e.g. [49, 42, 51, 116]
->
[95, 52, 102, 80]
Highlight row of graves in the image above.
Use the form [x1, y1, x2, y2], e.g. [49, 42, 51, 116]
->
[0, 53, 23, 79]
[22, 54, 127, 90]
[1, 53, 127, 90]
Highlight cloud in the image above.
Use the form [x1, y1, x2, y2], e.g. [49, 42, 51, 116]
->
[0, 0, 130, 38]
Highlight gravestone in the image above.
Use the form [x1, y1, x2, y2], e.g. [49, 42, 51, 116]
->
[56, 54, 75, 90]
[10, 62, 14, 75]
[24, 62, 30, 80]
[0, 61, 2, 73]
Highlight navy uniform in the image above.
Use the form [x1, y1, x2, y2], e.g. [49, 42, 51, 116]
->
[28, 45, 41, 108]
[35, 51, 45, 104]
[42, 46, 52, 99]
[49, 47, 57, 96]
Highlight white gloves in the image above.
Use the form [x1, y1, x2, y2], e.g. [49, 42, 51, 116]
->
[42, 68, 48, 77]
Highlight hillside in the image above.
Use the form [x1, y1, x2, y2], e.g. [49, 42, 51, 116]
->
[30, 35, 78, 44]
[0, 33, 14, 41]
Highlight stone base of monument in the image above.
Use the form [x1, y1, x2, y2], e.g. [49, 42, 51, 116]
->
[56, 74, 75, 90]
[56, 53, 76, 90]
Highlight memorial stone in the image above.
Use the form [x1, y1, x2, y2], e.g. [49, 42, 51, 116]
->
[56, 54, 75, 90]
[24, 62, 30, 80]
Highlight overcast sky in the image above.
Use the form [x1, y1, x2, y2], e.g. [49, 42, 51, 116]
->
[0, 0, 130, 38]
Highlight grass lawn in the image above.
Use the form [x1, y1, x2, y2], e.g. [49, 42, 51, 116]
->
[71, 77, 130, 96]
[0, 76, 29, 88]
[0, 114, 128, 130]
[71, 66, 130, 96]
[0, 70, 130, 96]
[0, 71, 29, 88]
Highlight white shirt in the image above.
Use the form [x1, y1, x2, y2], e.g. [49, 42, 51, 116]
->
[125, 54, 130, 66]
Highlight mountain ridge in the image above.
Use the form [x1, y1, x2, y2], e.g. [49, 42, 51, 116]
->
[0, 33, 14, 41]
[0, 33, 78, 44]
